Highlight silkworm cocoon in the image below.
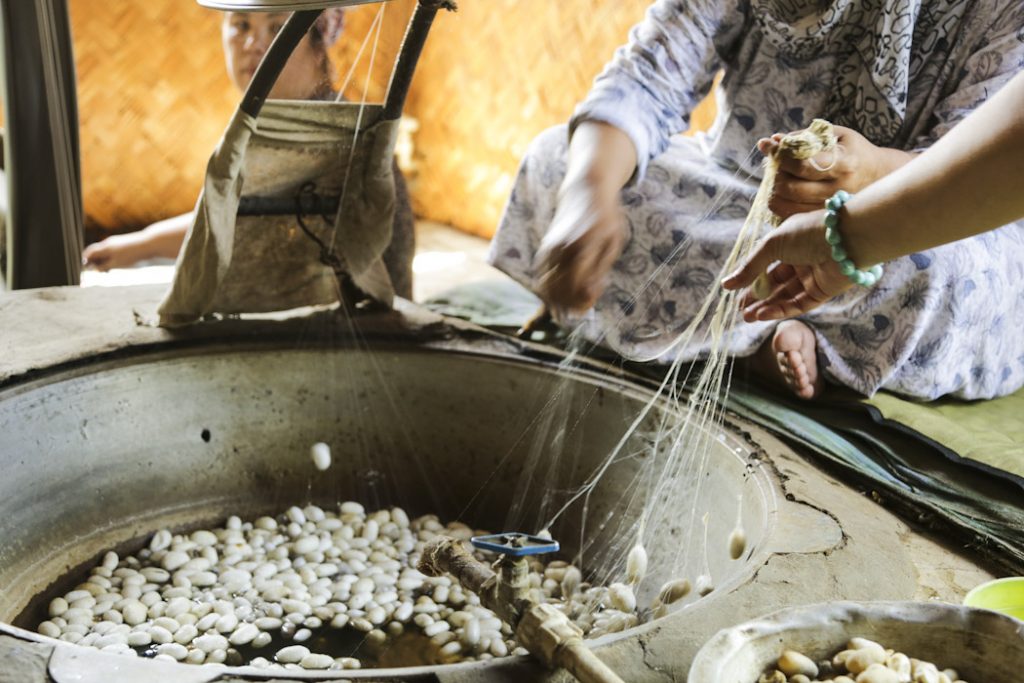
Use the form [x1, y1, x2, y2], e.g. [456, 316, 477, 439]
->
[912, 664, 941, 683]
[126, 631, 151, 647]
[101, 551, 119, 572]
[751, 273, 773, 300]
[608, 583, 636, 612]
[309, 442, 332, 470]
[728, 526, 747, 560]
[846, 647, 887, 674]
[38, 498, 651, 670]
[461, 618, 481, 647]
[194, 633, 228, 653]
[156, 642, 188, 661]
[777, 650, 818, 678]
[358, 520, 378, 540]
[149, 529, 172, 552]
[38, 621, 61, 638]
[626, 543, 648, 585]
[300, 653, 334, 669]
[886, 652, 911, 679]
[424, 620, 450, 637]
[48, 598, 69, 618]
[657, 578, 692, 605]
[275, 645, 310, 663]
[229, 623, 260, 646]
[859, 663, 901, 683]
[350, 617, 373, 633]
[561, 566, 582, 598]
[440, 641, 463, 658]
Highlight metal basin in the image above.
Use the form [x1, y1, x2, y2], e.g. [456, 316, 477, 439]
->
[0, 296, 996, 682]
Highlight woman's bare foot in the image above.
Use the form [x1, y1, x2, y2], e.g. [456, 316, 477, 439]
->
[750, 320, 824, 399]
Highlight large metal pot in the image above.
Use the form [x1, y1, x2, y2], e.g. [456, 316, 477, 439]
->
[0, 287, 996, 682]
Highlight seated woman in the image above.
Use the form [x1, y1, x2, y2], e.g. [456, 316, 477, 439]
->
[488, 0, 1024, 401]
[83, 9, 415, 298]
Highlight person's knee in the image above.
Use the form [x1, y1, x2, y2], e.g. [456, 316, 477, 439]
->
[530, 124, 570, 153]
[509, 124, 570, 200]
[523, 125, 570, 169]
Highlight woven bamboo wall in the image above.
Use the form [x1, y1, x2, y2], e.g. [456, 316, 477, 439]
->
[70, 2, 237, 233]
[406, 1, 717, 238]
[330, 0, 416, 103]
[71, 1, 408, 236]
[71, 1, 714, 238]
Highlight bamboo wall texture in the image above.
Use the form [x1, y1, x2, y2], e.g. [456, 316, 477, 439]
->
[408, 1, 716, 237]
[409, 1, 638, 238]
[69, 1, 407, 235]
[70, 1, 715, 238]
[70, 2, 237, 233]
[330, 1, 416, 104]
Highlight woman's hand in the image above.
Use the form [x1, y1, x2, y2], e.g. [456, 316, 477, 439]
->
[758, 125, 914, 220]
[534, 176, 628, 315]
[82, 214, 192, 271]
[82, 232, 153, 271]
[722, 209, 852, 321]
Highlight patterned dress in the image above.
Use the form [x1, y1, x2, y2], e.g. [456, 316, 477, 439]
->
[488, 0, 1024, 400]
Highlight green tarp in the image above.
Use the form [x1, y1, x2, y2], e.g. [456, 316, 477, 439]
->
[726, 383, 1024, 574]
[865, 390, 1024, 480]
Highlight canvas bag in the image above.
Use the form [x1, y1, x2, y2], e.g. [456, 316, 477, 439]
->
[157, 99, 399, 326]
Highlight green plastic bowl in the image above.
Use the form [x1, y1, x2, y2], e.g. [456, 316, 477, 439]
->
[964, 577, 1024, 621]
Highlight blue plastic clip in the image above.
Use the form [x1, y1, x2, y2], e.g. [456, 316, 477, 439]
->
[470, 532, 560, 557]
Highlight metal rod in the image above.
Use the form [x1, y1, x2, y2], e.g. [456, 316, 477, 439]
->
[559, 640, 630, 683]
[382, 0, 454, 120]
[239, 9, 321, 118]
[419, 536, 626, 683]
[420, 536, 521, 624]
[236, 194, 340, 216]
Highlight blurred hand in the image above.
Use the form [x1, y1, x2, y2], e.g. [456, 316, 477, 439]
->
[82, 232, 150, 271]
[758, 125, 890, 220]
[534, 177, 626, 314]
[722, 209, 852, 321]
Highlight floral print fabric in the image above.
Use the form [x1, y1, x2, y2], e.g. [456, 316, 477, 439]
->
[488, 0, 1024, 400]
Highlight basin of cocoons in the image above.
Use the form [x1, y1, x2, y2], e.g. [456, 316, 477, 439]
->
[36, 503, 647, 670]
